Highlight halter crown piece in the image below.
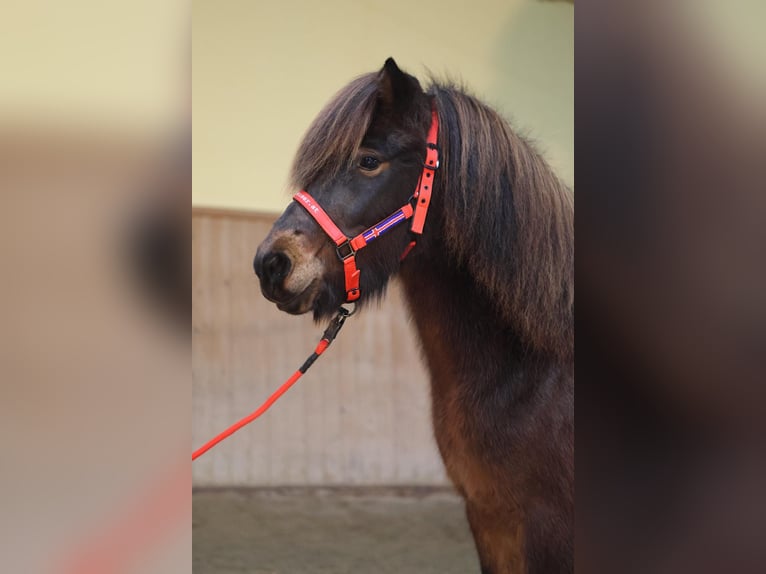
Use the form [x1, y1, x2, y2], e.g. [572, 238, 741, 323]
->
[293, 106, 440, 303]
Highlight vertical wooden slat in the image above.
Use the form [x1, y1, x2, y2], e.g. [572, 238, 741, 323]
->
[209, 216, 232, 484]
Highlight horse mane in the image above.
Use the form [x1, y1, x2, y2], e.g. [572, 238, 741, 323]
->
[430, 83, 573, 360]
[290, 74, 574, 361]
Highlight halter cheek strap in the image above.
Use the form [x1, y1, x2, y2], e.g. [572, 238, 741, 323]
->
[294, 107, 440, 303]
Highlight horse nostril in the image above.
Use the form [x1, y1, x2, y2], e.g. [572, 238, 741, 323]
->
[262, 251, 292, 284]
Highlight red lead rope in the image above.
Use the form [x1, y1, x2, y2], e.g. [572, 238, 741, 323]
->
[192, 307, 352, 460]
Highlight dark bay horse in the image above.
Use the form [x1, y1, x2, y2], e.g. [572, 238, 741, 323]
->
[254, 58, 573, 573]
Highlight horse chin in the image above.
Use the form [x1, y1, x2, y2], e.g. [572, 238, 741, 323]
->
[309, 284, 347, 322]
[275, 280, 320, 315]
[276, 299, 312, 315]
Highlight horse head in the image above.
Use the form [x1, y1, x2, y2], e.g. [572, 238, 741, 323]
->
[254, 58, 433, 319]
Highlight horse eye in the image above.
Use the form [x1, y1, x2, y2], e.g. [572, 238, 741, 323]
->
[359, 156, 381, 171]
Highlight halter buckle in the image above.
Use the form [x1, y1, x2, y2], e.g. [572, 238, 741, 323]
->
[336, 240, 355, 261]
[423, 143, 440, 170]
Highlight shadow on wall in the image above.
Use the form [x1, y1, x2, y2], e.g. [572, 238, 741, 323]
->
[491, 1, 574, 187]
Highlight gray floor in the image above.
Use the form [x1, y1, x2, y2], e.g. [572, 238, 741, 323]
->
[193, 488, 478, 574]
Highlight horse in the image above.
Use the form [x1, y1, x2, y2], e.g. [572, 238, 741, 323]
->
[254, 58, 574, 574]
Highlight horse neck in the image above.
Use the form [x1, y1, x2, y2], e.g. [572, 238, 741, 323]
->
[398, 249, 540, 399]
[397, 155, 573, 394]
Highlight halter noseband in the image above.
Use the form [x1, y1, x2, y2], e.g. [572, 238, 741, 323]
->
[293, 107, 440, 303]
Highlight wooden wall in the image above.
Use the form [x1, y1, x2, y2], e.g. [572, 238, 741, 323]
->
[192, 209, 447, 486]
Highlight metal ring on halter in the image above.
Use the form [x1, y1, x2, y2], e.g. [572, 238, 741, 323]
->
[340, 302, 357, 316]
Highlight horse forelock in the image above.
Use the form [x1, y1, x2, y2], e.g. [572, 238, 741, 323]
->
[290, 74, 380, 189]
[429, 84, 574, 360]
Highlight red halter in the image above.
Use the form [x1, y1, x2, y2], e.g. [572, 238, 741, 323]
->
[294, 107, 439, 303]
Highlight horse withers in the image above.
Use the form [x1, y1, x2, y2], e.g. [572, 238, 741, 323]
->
[254, 58, 574, 574]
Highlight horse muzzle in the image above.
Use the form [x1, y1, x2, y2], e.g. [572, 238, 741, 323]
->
[254, 231, 325, 315]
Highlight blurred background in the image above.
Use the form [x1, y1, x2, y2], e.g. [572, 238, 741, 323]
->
[577, 1, 766, 572]
[192, 1, 572, 571]
[0, 1, 190, 573]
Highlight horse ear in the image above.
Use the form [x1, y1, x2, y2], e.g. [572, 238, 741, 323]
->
[378, 57, 420, 110]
